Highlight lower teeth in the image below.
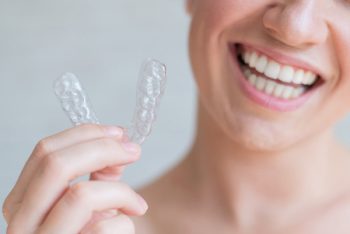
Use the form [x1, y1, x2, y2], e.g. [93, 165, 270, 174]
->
[242, 66, 306, 100]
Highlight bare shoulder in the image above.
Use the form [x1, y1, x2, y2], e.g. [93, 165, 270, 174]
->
[294, 149, 350, 234]
[290, 194, 350, 234]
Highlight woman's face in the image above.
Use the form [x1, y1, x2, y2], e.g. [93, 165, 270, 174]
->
[187, 0, 350, 151]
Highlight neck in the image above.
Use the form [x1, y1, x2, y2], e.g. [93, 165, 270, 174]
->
[185, 100, 347, 230]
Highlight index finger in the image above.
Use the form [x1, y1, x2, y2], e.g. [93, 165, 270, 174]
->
[3, 124, 124, 222]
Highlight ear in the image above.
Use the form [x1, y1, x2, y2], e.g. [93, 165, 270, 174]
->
[186, 0, 194, 15]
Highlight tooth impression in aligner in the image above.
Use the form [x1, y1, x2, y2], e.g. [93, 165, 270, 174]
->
[53, 73, 99, 125]
[53, 59, 167, 145]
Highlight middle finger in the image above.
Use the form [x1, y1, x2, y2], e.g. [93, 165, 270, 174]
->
[4, 124, 124, 219]
[8, 137, 140, 233]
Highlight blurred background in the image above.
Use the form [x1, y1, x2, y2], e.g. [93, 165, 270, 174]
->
[0, 0, 196, 231]
[1, 0, 350, 232]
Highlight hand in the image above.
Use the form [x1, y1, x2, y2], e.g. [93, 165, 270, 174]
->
[2, 124, 148, 234]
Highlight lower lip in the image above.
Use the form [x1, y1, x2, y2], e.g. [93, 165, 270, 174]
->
[228, 45, 317, 112]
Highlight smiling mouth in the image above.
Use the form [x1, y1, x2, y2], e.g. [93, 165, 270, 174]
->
[231, 43, 325, 100]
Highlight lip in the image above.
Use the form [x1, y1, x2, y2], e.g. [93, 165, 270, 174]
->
[238, 43, 325, 81]
[228, 44, 322, 112]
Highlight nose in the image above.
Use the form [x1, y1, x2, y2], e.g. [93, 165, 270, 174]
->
[262, 0, 328, 49]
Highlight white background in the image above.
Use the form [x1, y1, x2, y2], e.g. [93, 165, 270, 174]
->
[1, 0, 350, 232]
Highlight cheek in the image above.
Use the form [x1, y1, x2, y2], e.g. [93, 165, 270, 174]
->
[320, 17, 350, 123]
[190, 0, 264, 33]
[188, 2, 233, 94]
[326, 81, 350, 124]
[189, 0, 350, 151]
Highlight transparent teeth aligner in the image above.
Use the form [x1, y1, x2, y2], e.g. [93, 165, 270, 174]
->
[127, 59, 167, 144]
[53, 59, 167, 145]
[53, 73, 100, 126]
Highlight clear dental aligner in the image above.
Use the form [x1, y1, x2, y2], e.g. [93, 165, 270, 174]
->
[127, 59, 167, 144]
[53, 73, 100, 126]
[53, 59, 167, 145]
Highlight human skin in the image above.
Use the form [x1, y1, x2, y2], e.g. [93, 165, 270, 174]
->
[3, 125, 148, 233]
[4, 0, 350, 233]
[132, 0, 350, 233]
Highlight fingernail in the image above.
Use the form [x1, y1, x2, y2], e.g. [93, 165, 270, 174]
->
[121, 141, 141, 154]
[105, 126, 123, 137]
[137, 194, 148, 211]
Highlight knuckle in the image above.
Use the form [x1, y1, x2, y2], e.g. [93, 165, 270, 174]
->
[65, 182, 90, 206]
[2, 199, 11, 223]
[3, 196, 22, 225]
[33, 138, 52, 156]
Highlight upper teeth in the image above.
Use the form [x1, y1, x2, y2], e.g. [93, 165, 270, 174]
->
[242, 51, 318, 86]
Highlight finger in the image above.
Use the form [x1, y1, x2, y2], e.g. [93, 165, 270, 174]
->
[90, 165, 126, 181]
[89, 132, 132, 181]
[3, 124, 124, 218]
[81, 214, 135, 234]
[80, 209, 119, 233]
[89, 133, 131, 182]
[7, 138, 141, 233]
[34, 124, 124, 157]
[38, 181, 146, 234]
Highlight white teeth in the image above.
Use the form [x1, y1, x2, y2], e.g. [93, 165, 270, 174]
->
[292, 87, 305, 98]
[282, 86, 294, 99]
[243, 52, 251, 64]
[279, 66, 294, 83]
[303, 71, 317, 85]
[244, 68, 251, 78]
[292, 87, 306, 98]
[255, 56, 268, 73]
[249, 52, 259, 68]
[265, 80, 276, 95]
[273, 84, 285, 98]
[256, 77, 266, 91]
[241, 50, 318, 86]
[243, 70, 306, 99]
[264, 61, 281, 79]
[248, 74, 257, 85]
[293, 69, 305, 84]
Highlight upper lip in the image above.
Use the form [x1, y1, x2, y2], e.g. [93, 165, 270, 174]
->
[234, 43, 326, 81]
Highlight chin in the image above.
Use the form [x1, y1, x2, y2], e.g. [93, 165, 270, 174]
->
[231, 128, 294, 153]
[221, 112, 304, 153]
[231, 129, 300, 153]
